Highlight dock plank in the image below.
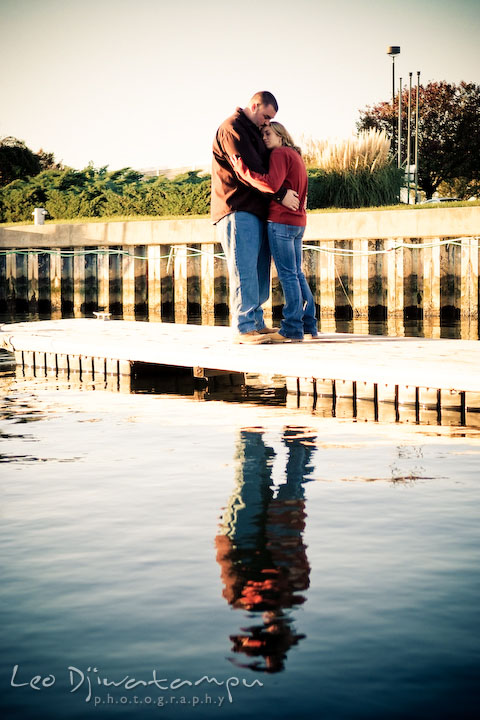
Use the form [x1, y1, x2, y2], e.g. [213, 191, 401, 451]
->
[1, 319, 479, 394]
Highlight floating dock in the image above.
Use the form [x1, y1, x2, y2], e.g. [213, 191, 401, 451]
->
[2, 319, 480, 427]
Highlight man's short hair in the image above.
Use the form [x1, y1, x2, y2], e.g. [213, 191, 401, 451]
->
[250, 91, 278, 112]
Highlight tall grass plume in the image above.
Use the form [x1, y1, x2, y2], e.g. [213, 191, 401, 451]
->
[301, 129, 401, 208]
[301, 129, 391, 173]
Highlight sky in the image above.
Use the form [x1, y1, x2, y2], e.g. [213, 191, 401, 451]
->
[1, 0, 479, 172]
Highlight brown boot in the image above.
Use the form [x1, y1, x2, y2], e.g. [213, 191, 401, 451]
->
[269, 332, 303, 343]
[256, 327, 279, 334]
[233, 331, 273, 345]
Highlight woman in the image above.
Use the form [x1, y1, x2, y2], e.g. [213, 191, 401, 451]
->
[230, 122, 318, 343]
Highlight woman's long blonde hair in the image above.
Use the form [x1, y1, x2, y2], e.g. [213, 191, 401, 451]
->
[268, 122, 302, 155]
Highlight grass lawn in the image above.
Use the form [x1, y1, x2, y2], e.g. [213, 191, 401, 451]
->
[1, 200, 479, 227]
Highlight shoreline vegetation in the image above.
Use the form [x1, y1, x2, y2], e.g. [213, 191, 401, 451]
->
[2, 130, 478, 225]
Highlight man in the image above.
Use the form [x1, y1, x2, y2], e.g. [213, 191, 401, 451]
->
[211, 91, 299, 344]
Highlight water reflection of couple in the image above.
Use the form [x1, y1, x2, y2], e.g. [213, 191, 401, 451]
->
[212, 91, 318, 345]
[215, 426, 316, 673]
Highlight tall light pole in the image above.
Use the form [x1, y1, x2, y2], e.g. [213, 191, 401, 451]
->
[387, 46, 400, 156]
[398, 77, 402, 169]
[414, 71, 420, 203]
[406, 72, 412, 204]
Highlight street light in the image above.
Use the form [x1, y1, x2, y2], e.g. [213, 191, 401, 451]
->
[387, 46, 400, 155]
[414, 71, 421, 203]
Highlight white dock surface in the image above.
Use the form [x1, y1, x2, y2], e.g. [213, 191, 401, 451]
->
[1, 319, 480, 394]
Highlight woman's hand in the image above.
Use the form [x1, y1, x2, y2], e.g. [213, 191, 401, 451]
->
[282, 189, 299, 211]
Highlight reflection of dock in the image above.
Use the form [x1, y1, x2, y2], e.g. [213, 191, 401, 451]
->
[2, 319, 480, 426]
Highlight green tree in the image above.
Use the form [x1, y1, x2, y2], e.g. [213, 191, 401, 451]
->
[36, 148, 62, 172]
[0, 136, 42, 187]
[357, 81, 480, 199]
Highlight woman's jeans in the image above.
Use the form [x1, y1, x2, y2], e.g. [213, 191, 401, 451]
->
[216, 212, 271, 334]
[268, 222, 317, 339]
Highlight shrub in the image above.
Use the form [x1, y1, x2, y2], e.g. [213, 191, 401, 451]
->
[0, 178, 47, 222]
[307, 165, 403, 209]
[0, 166, 211, 223]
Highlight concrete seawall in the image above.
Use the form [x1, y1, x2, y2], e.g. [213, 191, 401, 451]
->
[1, 206, 479, 330]
[1, 206, 479, 246]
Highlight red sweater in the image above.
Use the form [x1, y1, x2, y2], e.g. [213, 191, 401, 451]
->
[232, 146, 307, 227]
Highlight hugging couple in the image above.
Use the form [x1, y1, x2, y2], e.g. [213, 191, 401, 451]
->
[211, 90, 318, 345]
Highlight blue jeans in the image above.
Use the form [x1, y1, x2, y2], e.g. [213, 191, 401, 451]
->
[268, 222, 317, 339]
[216, 212, 271, 334]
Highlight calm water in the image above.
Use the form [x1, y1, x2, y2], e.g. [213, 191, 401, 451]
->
[1, 360, 480, 720]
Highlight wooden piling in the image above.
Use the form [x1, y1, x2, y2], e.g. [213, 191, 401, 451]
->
[386, 239, 404, 316]
[423, 238, 441, 317]
[37, 253, 49, 314]
[452, 241, 462, 322]
[148, 245, 162, 321]
[303, 240, 319, 319]
[423, 238, 441, 338]
[135, 245, 148, 317]
[160, 244, 174, 321]
[262, 262, 274, 327]
[386, 239, 404, 336]
[461, 236, 478, 319]
[320, 241, 335, 317]
[109, 248, 123, 315]
[271, 261, 283, 323]
[122, 249, 135, 320]
[201, 243, 215, 325]
[73, 250, 85, 316]
[214, 242, 228, 322]
[320, 317, 337, 333]
[15, 252, 28, 310]
[0, 253, 7, 314]
[187, 244, 201, 321]
[50, 249, 62, 318]
[174, 244, 188, 324]
[6, 251, 16, 312]
[403, 239, 418, 318]
[335, 240, 353, 318]
[368, 239, 385, 317]
[84, 251, 97, 315]
[97, 249, 110, 314]
[61, 254, 73, 315]
[352, 239, 369, 318]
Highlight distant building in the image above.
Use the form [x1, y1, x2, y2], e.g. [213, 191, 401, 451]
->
[138, 165, 210, 180]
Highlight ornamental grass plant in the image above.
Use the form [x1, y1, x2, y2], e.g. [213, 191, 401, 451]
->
[303, 129, 403, 208]
[302, 129, 391, 172]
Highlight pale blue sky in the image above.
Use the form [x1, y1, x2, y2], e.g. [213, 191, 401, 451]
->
[1, 0, 479, 171]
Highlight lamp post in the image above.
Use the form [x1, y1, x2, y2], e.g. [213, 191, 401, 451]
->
[398, 77, 402, 169]
[406, 72, 412, 204]
[414, 71, 420, 203]
[387, 46, 400, 156]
